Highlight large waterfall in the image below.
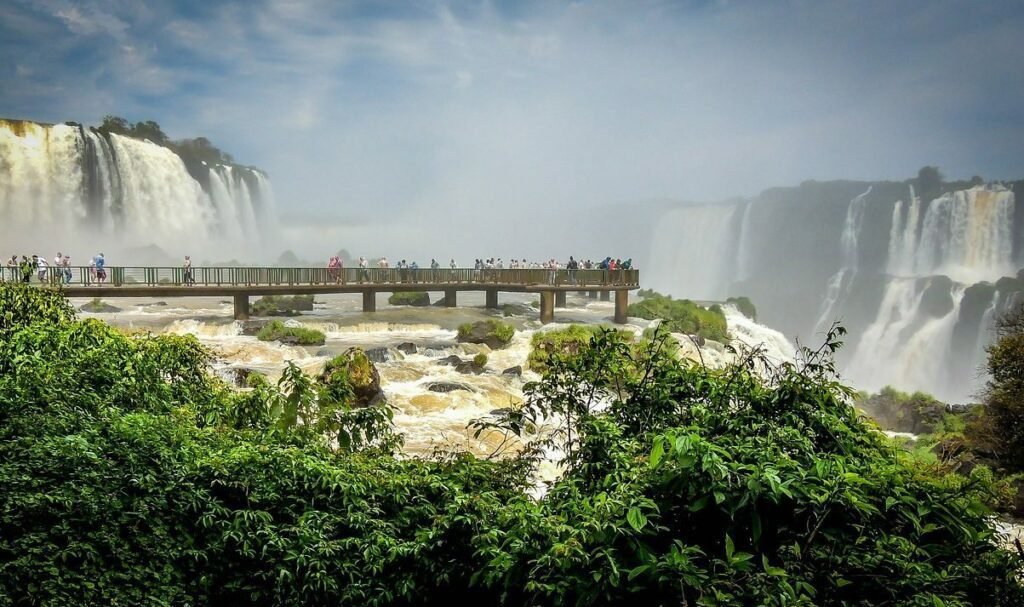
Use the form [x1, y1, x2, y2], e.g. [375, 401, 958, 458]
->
[0, 119, 274, 258]
[647, 180, 1022, 402]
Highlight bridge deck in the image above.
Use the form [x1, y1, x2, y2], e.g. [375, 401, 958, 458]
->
[6, 266, 640, 324]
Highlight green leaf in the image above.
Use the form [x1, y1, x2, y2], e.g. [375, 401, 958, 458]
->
[725, 534, 735, 561]
[650, 438, 664, 469]
[627, 507, 647, 532]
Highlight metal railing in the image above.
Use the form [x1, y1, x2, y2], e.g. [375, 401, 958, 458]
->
[3, 266, 639, 289]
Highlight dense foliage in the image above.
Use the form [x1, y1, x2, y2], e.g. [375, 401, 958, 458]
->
[1, 283, 1021, 605]
[97, 115, 237, 165]
[256, 320, 326, 345]
[968, 306, 1024, 472]
[628, 291, 729, 341]
[528, 324, 632, 372]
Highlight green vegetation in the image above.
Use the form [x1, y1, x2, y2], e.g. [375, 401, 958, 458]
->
[967, 306, 1024, 472]
[255, 320, 325, 346]
[627, 291, 729, 342]
[473, 352, 488, 368]
[1, 283, 1022, 605]
[251, 294, 314, 317]
[528, 324, 632, 372]
[321, 349, 384, 408]
[457, 319, 515, 349]
[856, 386, 948, 435]
[80, 297, 122, 313]
[97, 115, 237, 165]
[388, 291, 431, 306]
[725, 296, 757, 321]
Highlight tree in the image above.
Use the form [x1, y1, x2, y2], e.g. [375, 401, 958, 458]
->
[915, 165, 944, 201]
[969, 305, 1024, 470]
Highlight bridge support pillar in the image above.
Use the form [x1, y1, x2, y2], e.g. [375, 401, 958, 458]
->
[363, 290, 376, 313]
[539, 291, 555, 324]
[485, 289, 498, 309]
[588, 290, 597, 299]
[614, 290, 629, 324]
[600, 291, 610, 302]
[233, 294, 250, 321]
[444, 289, 457, 307]
[555, 291, 566, 307]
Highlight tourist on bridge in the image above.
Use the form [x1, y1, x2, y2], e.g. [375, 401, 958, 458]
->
[567, 256, 579, 285]
[94, 253, 106, 285]
[359, 256, 369, 282]
[183, 256, 195, 286]
[6, 255, 17, 282]
[19, 256, 32, 284]
[36, 256, 48, 283]
[62, 255, 72, 284]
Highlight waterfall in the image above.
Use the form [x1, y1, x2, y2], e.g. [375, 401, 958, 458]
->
[886, 185, 920, 276]
[647, 203, 738, 300]
[813, 187, 872, 333]
[0, 119, 274, 256]
[887, 185, 1015, 283]
[846, 278, 966, 399]
[735, 201, 755, 281]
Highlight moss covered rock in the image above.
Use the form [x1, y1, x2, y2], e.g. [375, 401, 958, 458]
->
[627, 292, 728, 342]
[529, 324, 633, 372]
[388, 291, 430, 306]
[725, 296, 757, 321]
[255, 320, 325, 346]
[80, 298, 122, 314]
[320, 348, 384, 407]
[251, 295, 314, 317]
[457, 320, 514, 349]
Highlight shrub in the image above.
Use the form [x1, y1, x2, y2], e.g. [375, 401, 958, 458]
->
[725, 296, 757, 321]
[528, 324, 633, 372]
[457, 320, 515, 348]
[627, 292, 729, 342]
[388, 291, 430, 306]
[255, 320, 325, 345]
[473, 353, 488, 368]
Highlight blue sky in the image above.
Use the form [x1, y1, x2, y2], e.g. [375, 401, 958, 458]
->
[3, 0, 1024, 253]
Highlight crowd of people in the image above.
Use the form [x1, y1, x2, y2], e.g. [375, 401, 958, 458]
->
[4, 252, 107, 285]
[321, 255, 635, 285]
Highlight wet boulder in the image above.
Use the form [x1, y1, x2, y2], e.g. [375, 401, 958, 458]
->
[397, 342, 417, 355]
[80, 299, 122, 313]
[427, 382, 474, 394]
[319, 348, 384, 407]
[457, 320, 515, 349]
[502, 365, 523, 377]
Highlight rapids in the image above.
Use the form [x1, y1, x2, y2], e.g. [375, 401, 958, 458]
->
[77, 291, 795, 458]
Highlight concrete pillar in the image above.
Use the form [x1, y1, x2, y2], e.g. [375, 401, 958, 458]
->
[444, 289, 457, 307]
[588, 290, 597, 299]
[539, 291, 555, 324]
[555, 291, 566, 307]
[362, 290, 376, 313]
[485, 289, 499, 309]
[614, 290, 629, 324]
[233, 294, 250, 320]
[600, 291, 610, 302]
[577, 291, 586, 296]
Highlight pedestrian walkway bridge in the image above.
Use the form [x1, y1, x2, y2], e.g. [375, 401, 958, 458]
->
[13, 266, 640, 324]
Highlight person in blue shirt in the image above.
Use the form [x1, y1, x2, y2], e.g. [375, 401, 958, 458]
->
[94, 253, 106, 284]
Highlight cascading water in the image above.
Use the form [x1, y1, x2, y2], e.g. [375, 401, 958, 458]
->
[846, 279, 966, 398]
[0, 119, 274, 256]
[890, 186, 1015, 283]
[813, 187, 871, 333]
[647, 203, 738, 300]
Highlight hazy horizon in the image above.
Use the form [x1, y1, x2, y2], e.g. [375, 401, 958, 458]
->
[4, 2, 1024, 229]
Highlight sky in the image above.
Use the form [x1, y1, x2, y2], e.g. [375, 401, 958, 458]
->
[2, 0, 1024, 257]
